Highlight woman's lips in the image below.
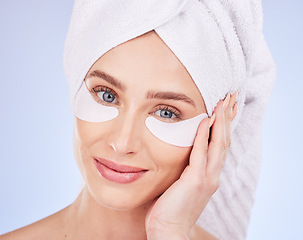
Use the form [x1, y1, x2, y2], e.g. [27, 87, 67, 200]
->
[94, 158, 148, 184]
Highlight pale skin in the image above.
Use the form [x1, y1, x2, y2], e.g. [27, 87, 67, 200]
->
[0, 30, 238, 240]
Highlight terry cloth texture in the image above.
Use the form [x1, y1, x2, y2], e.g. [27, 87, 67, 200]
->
[63, 0, 276, 239]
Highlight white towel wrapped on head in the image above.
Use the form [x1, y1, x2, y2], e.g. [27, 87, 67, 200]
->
[63, 0, 276, 239]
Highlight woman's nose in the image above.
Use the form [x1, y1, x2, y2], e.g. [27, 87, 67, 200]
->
[107, 113, 143, 155]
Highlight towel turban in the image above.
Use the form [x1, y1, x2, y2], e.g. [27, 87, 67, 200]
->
[63, 0, 276, 239]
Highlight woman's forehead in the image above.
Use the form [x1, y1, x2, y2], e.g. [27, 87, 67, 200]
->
[88, 31, 202, 98]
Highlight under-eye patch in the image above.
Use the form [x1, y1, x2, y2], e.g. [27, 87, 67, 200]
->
[145, 113, 208, 147]
[74, 82, 207, 147]
[74, 82, 119, 122]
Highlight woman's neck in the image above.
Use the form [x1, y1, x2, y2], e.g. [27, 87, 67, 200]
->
[65, 186, 151, 240]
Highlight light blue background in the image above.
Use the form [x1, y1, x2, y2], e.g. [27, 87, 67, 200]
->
[0, 0, 302, 239]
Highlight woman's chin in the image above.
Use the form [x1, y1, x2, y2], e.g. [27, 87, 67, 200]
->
[96, 196, 154, 212]
[85, 186, 152, 211]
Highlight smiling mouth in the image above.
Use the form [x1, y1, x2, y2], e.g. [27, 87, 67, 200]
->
[94, 158, 148, 184]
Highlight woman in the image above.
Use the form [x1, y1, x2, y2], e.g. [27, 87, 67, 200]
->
[0, 28, 237, 239]
[0, 0, 276, 239]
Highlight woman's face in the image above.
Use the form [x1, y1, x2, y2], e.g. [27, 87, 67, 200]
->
[73, 30, 207, 210]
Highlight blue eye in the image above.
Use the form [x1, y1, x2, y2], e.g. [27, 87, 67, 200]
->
[97, 91, 115, 103]
[154, 106, 181, 120]
[160, 109, 173, 118]
[92, 86, 118, 104]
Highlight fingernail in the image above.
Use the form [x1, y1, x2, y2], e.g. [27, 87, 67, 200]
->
[223, 93, 231, 111]
[209, 113, 216, 128]
[229, 91, 237, 108]
[233, 102, 238, 118]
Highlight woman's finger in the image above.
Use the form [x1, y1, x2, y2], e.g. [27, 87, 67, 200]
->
[205, 99, 226, 176]
[188, 117, 211, 178]
[232, 102, 238, 120]
[221, 91, 237, 165]
[229, 91, 238, 109]
[229, 91, 238, 121]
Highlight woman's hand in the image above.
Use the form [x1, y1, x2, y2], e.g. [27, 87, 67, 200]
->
[145, 91, 238, 240]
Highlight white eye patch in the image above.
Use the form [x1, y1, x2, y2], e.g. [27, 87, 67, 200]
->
[74, 82, 208, 147]
[74, 82, 119, 122]
[145, 113, 208, 147]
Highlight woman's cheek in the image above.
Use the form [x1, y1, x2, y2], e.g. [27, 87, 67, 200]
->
[73, 118, 102, 178]
[154, 143, 192, 181]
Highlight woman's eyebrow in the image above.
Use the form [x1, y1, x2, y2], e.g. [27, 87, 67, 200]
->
[87, 70, 196, 107]
[87, 70, 126, 92]
[146, 91, 196, 107]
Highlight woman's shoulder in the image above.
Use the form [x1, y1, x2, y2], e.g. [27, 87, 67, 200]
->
[0, 206, 70, 240]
